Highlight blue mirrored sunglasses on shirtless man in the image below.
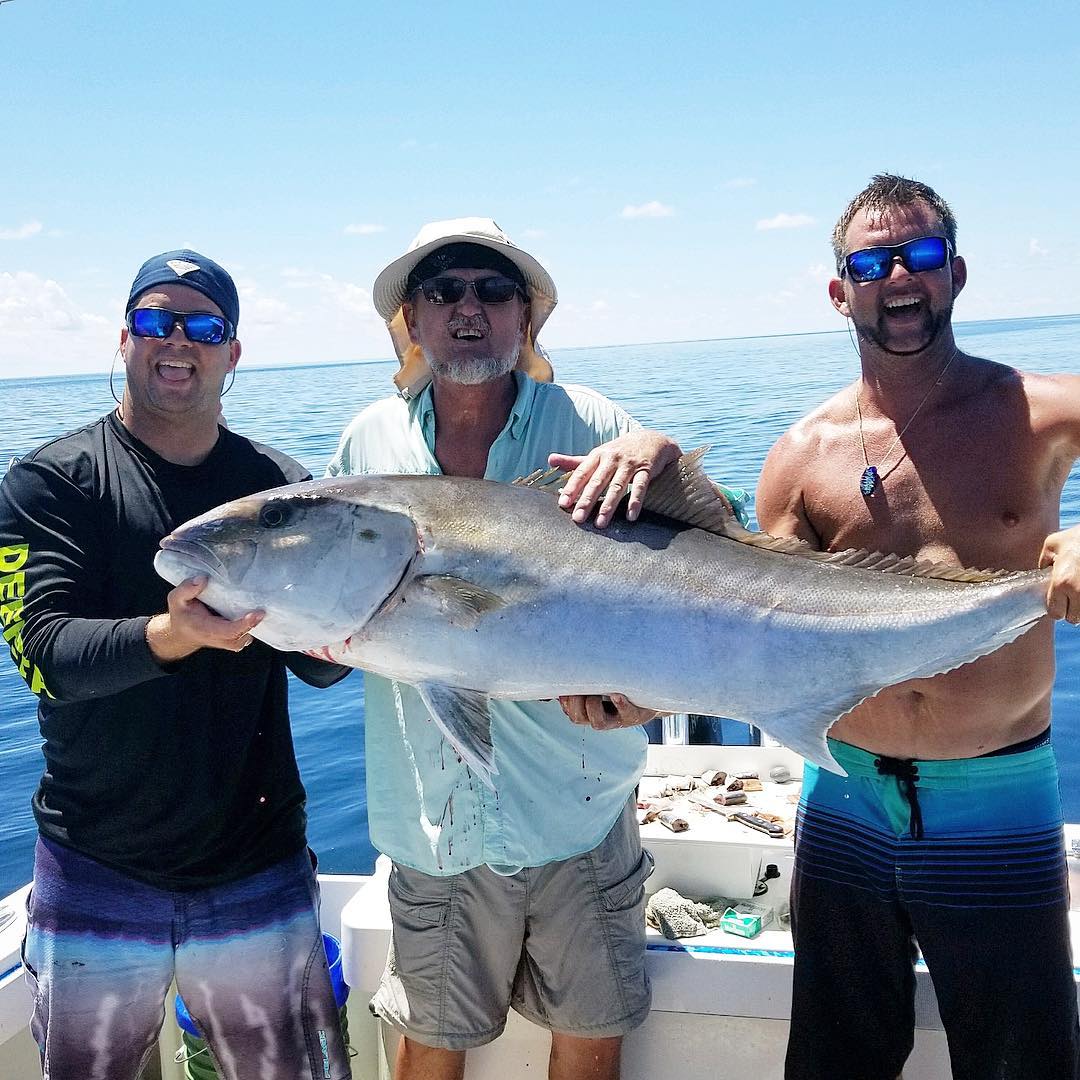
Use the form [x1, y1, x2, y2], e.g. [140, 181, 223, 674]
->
[844, 235, 953, 284]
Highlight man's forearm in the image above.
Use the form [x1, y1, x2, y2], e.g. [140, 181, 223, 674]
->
[20, 614, 169, 702]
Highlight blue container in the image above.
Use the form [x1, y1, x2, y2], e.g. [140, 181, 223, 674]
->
[175, 990, 200, 1037]
[175, 932, 349, 1038]
[323, 931, 348, 1009]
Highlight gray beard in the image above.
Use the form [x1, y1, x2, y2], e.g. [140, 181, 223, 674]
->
[423, 335, 522, 386]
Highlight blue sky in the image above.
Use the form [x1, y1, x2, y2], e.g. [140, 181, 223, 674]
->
[1, 1, 1078, 378]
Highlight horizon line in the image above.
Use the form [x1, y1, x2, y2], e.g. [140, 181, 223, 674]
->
[2, 311, 1077, 385]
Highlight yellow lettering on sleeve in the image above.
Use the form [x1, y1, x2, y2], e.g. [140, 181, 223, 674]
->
[0, 545, 28, 574]
[29, 666, 51, 698]
[0, 572, 25, 602]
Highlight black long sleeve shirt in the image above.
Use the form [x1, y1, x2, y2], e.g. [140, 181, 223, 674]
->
[0, 411, 349, 889]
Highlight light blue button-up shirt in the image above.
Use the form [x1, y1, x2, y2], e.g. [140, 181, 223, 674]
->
[326, 373, 651, 875]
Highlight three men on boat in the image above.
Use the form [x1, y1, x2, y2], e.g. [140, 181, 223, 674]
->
[5, 180, 1080, 1080]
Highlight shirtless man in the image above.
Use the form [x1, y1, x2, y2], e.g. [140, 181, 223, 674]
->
[756, 174, 1080, 1080]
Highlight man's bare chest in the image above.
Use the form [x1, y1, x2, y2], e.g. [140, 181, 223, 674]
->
[801, 434, 1055, 571]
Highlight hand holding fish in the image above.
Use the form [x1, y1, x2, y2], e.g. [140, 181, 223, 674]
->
[1040, 523, 1080, 624]
[548, 429, 681, 528]
[145, 576, 264, 663]
[559, 693, 658, 731]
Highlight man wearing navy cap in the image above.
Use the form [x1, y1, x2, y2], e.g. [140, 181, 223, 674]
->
[0, 251, 353, 1079]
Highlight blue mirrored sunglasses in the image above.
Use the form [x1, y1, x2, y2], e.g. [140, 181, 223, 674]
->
[126, 307, 234, 345]
[844, 236, 953, 284]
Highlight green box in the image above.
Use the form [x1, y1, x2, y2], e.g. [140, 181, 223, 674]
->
[719, 902, 772, 939]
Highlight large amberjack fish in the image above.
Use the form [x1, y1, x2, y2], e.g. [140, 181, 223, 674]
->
[154, 451, 1049, 787]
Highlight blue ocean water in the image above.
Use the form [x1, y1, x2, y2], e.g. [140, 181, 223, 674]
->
[1, 315, 1078, 897]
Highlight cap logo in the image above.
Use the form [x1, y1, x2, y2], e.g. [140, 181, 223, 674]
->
[165, 259, 201, 277]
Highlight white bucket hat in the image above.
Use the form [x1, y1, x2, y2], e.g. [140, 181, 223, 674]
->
[372, 217, 558, 399]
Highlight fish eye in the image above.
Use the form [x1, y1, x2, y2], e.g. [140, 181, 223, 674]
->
[260, 503, 291, 528]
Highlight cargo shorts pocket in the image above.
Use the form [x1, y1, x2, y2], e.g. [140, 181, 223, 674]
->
[386, 869, 452, 931]
[599, 849, 655, 913]
[384, 869, 455, 993]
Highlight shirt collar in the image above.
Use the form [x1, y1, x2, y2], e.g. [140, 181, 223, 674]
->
[415, 370, 538, 449]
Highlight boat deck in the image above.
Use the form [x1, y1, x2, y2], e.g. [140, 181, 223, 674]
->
[3, 743, 1079, 1078]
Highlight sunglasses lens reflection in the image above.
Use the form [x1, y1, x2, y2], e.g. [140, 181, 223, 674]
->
[129, 309, 228, 344]
[183, 314, 228, 344]
[419, 277, 521, 305]
[421, 278, 467, 304]
[130, 309, 175, 338]
[847, 249, 891, 283]
[846, 237, 950, 283]
[903, 237, 949, 273]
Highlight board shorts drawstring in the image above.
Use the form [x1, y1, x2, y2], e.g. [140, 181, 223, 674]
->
[874, 755, 924, 840]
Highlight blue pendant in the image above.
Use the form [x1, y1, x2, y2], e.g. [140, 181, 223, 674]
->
[860, 466, 879, 497]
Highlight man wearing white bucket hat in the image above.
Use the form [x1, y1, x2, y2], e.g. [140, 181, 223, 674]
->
[328, 218, 690, 1079]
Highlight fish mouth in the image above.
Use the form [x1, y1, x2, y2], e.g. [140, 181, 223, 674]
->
[157, 535, 228, 578]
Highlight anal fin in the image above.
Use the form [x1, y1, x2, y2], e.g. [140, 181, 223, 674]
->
[416, 681, 498, 790]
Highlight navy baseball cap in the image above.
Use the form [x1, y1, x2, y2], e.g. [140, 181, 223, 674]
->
[126, 250, 240, 330]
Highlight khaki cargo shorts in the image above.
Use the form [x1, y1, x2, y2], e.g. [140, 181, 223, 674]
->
[371, 797, 654, 1050]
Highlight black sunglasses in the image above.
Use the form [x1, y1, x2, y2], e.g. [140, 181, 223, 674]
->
[413, 275, 524, 305]
[844, 236, 953, 284]
[126, 308, 234, 345]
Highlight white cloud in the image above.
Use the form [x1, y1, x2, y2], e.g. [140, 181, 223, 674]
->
[232, 270, 390, 367]
[344, 223, 386, 236]
[756, 212, 816, 231]
[0, 267, 396, 377]
[0, 271, 115, 374]
[1029, 238, 1048, 257]
[807, 262, 833, 283]
[236, 280, 295, 326]
[277, 269, 379, 320]
[621, 201, 674, 219]
[0, 271, 109, 334]
[0, 221, 44, 241]
[722, 177, 757, 189]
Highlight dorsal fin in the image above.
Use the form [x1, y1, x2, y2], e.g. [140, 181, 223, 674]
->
[516, 446, 741, 535]
[516, 447, 1013, 585]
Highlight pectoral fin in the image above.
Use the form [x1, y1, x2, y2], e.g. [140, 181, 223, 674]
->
[411, 575, 507, 629]
[416, 681, 498, 789]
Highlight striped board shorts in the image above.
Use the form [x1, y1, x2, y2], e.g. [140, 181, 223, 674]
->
[786, 734, 1079, 1080]
[22, 837, 350, 1080]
